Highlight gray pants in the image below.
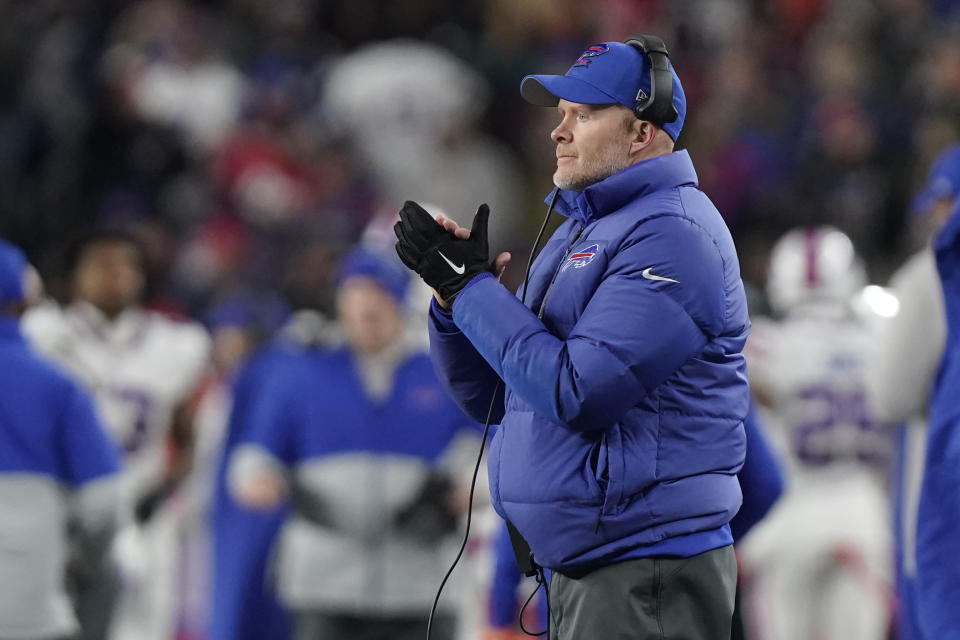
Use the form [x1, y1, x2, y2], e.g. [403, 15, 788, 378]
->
[293, 610, 456, 640]
[72, 573, 118, 640]
[548, 545, 737, 640]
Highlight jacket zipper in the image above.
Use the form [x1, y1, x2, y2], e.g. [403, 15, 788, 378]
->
[536, 224, 584, 319]
[533, 222, 606, 533]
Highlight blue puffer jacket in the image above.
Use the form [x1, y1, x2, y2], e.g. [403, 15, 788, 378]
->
[428, 150, 749, 573]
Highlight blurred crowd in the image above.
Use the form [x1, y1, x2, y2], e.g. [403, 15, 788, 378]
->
[4, 1, 960, 640]
[1, 0, 960, 318]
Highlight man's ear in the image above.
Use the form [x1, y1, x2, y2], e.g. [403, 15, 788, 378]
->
[630, 120, 657, 155]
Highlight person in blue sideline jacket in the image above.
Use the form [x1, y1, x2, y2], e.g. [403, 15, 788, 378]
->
[394, 35, 751, 640]
[916, 195, 960, 638]
[227, 246, 480, 640]
[209, 282, 338, 640]
[0, 240, 122, 640]
[208, 327, 307, 640]
[868, 143, 960, 640]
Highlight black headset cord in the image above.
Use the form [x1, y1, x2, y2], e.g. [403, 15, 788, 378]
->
[425, 191, 559, 640]
[517, 565, 551, 637]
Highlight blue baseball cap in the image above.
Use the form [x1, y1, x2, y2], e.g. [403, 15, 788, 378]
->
[336, 245, 410, 303]
[912, 144, 960, 213]
[520, 41, 686, 141]
[0, 240, 27, 306]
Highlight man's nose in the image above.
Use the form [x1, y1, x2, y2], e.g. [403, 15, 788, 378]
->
[551, 122, 570, 144]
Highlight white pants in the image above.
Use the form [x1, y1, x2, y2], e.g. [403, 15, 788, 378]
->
[109, 507, 179, 640]
[738, 473, 892, 640]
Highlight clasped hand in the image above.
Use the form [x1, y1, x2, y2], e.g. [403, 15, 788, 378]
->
[393, 200, 493, 303]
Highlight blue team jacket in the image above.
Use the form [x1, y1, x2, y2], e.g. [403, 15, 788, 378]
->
[916, 200, 960, 638]
[0, 313, 120, 638]
[233, 344, 480, 612]
[0, 316, 119, 483]
[429, 150, 750, 572]
[210, 342, 299, 640]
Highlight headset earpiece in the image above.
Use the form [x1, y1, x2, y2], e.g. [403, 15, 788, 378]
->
[622, 34, 678, 125]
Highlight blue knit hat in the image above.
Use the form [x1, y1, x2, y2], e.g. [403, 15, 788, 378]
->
[335, 246, 410, 303]
[520, 41, 686, 141]
[0, 240, 27, 305]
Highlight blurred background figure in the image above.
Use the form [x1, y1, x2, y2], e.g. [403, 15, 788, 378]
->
[115, 0, 248, 159]
[228, 246, 480, 640]
[174, 289, 290, 640]
[321, 40, 527, 286]
[480, 519, 548, 640]
[728, 407, 786, 640]
[866, 142, 960, 640]
[916, 195, 960, 638]
[21, 228, 211, 640]
[739, 226, 895, 640]
[208, 300, 334, 640]
[0, 240, 122, 640]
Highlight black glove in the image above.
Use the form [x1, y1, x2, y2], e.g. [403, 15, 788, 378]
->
[394, 200, 492, 302]
[393, 472, 458, 544]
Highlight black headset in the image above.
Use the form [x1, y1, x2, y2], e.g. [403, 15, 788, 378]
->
[622, 34, 678, 125]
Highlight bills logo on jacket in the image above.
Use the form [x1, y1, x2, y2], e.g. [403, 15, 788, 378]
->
[562, 243, 600, 272]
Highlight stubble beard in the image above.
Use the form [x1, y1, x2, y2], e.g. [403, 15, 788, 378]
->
[553, 144, 630, 192]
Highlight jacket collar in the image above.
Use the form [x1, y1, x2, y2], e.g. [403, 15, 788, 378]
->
[545, 150, 699, 225]
[0, 315, 23, 343]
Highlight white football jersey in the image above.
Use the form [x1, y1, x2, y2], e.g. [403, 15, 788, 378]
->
[742, 305, 894, 640]
[23, 301, 211, 502]
[746, 307, 893, 485]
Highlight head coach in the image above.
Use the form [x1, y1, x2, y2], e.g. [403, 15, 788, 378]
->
[394, 35, 750, 640]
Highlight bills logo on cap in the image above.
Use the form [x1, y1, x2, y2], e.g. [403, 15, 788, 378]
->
[573, 44, 609, 67]
[562, 243, 600, 272]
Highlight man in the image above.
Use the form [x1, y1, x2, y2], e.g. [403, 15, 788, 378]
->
[0, 239, 122, 640]
[22, 228, 211, 640]
[394, 37, 749, 639]
[865, 142, 960, 640]
[740, 226, 893, 640]
[229, 246, 480, 640]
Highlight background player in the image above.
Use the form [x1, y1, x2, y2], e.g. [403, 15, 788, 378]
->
[739, 226, 894, 640]
[22, 228, 211, 640]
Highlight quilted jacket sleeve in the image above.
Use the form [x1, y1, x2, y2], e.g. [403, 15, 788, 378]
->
[450, 217, 727, 432]
[428, 294, 506, 424]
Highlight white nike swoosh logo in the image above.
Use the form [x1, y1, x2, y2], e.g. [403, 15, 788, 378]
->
[437, 250, 465, 275]
[642, 267, 679, 283]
